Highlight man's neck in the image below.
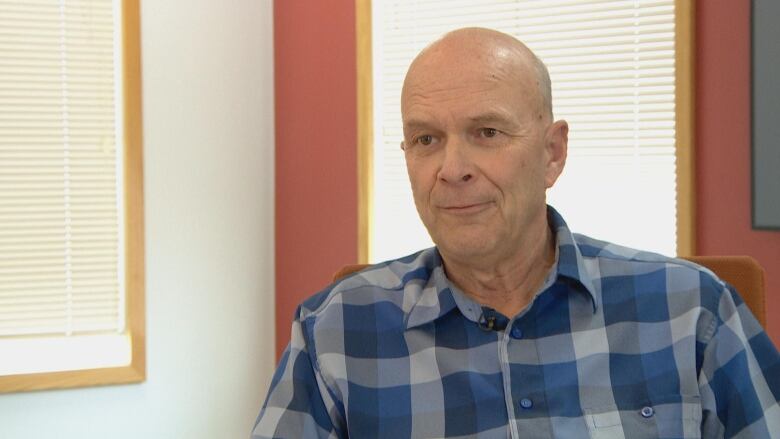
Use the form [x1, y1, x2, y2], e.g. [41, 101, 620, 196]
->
[441, 219, 557, 318]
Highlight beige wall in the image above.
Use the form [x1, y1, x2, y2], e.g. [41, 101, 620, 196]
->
[0, 0, 276, 437]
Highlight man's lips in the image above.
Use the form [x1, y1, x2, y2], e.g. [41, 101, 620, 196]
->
[438, 201, 493, 214]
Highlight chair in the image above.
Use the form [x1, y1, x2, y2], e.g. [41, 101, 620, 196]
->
[333, 256, 766, 327]
[682, 256, 766, 327]
[332, 264, 370, 282]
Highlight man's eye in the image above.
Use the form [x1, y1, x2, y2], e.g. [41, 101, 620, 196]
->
[479, 128, 498, 138]
[416, 135, 434, 145]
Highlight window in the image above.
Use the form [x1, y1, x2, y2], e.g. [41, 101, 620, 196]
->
[358, 0, 694, 262]
[0, 0, 144, 392]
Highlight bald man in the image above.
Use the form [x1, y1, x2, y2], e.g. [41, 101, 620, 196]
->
[252, 28, 780, 438]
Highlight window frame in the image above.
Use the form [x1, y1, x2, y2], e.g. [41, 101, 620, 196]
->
[356, 0, 696, 261]
[0, 0, 145, 393]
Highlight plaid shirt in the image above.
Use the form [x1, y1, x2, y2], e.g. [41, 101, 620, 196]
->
[253, 208, 780, 438]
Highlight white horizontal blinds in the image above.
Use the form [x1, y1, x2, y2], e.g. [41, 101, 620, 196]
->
[538, 1, 677, 256]
[372, 0, 677, 262]
[0, 0, 122, 337]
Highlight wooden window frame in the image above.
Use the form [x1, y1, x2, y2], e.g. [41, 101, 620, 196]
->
[0, 0, 145, 393]
[356, 0, 696, 261]
[675, 0, 696, 256]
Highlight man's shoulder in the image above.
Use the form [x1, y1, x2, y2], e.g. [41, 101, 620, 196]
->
[296, 248, 439, 323]
[573, 233, 716, 275]
[571, 233, 731, 312]
[574, 233, 676, 264]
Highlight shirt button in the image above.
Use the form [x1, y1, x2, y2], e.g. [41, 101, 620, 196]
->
[640, 406, 654, 418]
[520, 398, 533, 409]
[510, 326, 523, 339]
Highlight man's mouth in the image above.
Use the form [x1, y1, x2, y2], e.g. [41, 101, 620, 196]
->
[439, 201, 492, 214]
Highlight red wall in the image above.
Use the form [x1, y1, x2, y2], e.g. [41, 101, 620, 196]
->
[274, 1, 358, 357]
[695, 1, 780, 344]
[274, 1, 779, 358]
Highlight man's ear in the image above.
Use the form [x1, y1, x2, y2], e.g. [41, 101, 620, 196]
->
[544, 120, 568, 188]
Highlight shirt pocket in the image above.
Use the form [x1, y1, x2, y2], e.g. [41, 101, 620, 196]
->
[584, 395, 702, 439]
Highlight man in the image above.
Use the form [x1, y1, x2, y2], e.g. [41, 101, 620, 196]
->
[253, 28, 780, 438]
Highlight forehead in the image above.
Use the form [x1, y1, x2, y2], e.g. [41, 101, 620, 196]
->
[401, 56, 539, 126]
[401, 35, 542, 119]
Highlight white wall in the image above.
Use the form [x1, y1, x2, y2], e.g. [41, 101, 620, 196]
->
[0, 1, 276, 437]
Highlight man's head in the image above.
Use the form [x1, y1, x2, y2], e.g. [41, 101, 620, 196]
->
[400, 28, 568, 264]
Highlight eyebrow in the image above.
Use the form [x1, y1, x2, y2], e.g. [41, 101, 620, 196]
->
[402, 119, 436, 132]
[467, 112, 513, 125]
[404, 112, 512, 128]
[403, 118, 430, 126]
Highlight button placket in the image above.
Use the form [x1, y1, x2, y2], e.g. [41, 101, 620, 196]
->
[498, 330, 520, 439]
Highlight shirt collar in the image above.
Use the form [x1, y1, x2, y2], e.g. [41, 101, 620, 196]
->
[404, 250, 460, 329]
[404, 205, 598, 330]
[547, 206, 599, 312]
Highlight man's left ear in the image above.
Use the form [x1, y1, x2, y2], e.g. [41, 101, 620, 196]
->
[544, 120, 568, 188]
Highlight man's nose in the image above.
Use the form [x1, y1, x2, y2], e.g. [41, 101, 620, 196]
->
[437, 138, 474, 184]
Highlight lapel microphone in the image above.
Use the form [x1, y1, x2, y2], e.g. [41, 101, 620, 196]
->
[478, 310, 508, 332]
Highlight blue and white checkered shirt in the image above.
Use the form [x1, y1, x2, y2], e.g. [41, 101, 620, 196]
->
[253, 208, 780, 438]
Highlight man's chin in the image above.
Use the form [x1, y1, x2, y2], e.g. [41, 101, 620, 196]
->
[433, 236, 498, 262]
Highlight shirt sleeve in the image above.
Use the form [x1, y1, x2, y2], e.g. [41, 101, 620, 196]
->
[251, 309, 345, 439]
[698, 282, 780, 438]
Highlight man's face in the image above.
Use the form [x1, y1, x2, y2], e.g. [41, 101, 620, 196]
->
[401, 43, 567, 262]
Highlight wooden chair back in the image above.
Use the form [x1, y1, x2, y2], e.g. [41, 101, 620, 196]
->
[683, 255, 765, 327]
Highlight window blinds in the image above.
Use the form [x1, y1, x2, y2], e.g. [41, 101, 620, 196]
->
[371, 0, 678, 262]
[0, 0, 123, 343]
